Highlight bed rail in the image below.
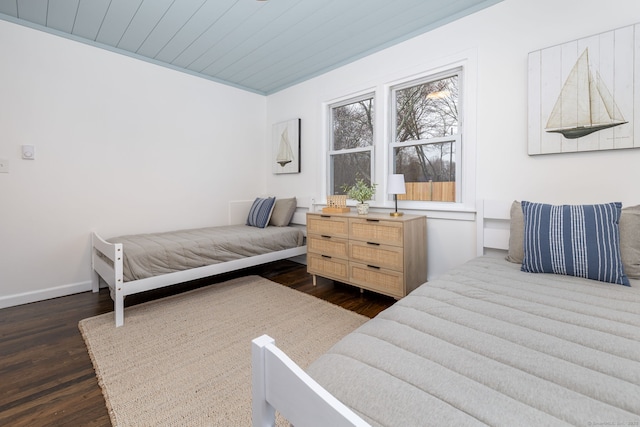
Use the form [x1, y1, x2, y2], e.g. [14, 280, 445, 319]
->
[251, 335, 370, 427]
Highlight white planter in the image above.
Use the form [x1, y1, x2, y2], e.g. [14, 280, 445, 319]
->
[356, 203, 369, 215]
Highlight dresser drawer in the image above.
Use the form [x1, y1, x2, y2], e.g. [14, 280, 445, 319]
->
[307, 253, 349, 282]
[307, 215, 349, 238]
[349, 218, 403, 246]
[308, 235, 349, 259]
[349, 262, 404, 297]
[349, 241, 403, 271]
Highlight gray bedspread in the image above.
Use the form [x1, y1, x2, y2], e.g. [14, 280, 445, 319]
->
[110, 225, 304, 281]
[307, 256, 640, 426]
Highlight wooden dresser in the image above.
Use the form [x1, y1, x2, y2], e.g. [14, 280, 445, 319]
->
[306, 212, 427, 299]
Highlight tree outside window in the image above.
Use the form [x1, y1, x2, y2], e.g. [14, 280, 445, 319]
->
[329, 96, 374, 195]
[392, 72, 460, 202]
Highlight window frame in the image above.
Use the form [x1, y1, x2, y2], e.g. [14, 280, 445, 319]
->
[389, 68, 463, 204]
[327, 92, 376, 199]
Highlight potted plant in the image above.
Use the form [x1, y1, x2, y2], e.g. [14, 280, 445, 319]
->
[343, 178, 377, 214]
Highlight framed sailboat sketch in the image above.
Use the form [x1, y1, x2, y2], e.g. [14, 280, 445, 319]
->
[272, 118, 301, 174]
[528, 23, 638, 155]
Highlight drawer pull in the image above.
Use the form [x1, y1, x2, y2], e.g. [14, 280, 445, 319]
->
[366, 242, 380, 246]
[367, 264, 381, 269]
[321, 255, 332, 259]
[366, 219, 380, 222]
[321, 235, 332, 239]
[320, 215, 331, 218]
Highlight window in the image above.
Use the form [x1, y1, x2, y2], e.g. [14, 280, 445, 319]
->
[391, 70, 461, 202]
[329, 94, 375, 195]
[323, 56, 475, 215]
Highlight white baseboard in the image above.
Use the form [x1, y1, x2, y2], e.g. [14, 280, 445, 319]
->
[0, 280, 92, 310]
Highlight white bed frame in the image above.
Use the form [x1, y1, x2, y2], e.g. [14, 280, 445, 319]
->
[475, 199, 512, 255]
[251, 200, 513, 427]
[251, 335, 370, 427]
[91, 199, 310, 327]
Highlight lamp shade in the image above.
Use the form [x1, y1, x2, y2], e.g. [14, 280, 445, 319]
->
[388, 174, 406, 195]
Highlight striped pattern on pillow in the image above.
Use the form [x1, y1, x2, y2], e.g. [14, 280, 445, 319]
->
[521, 201, 630, 286]
[246, 197, 276, 228]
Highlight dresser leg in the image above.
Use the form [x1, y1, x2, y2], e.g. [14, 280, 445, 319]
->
[312, 275, 317, 286]
[360, 288, 364, 294]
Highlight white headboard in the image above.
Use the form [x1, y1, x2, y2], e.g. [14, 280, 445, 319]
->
[476, 199, 512, 256]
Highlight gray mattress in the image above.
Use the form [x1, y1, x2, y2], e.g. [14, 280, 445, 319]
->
[307, 256, 640, 426]
[110, 224, 304, 281]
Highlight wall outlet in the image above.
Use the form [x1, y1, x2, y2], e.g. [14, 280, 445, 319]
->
[0, 158, 8, 173]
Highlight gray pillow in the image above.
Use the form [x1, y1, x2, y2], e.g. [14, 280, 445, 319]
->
[620, 204, 640, 279]
[269, 197, 297, 226]
[505, 200, 524, 264]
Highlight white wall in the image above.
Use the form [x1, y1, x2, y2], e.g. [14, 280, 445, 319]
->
[266, 0, 640, 279]
[0, 20, 267, 307]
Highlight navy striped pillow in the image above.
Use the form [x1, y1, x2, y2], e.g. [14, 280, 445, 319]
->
[521, 201, 629, 286]
[246, 197, 276, 228]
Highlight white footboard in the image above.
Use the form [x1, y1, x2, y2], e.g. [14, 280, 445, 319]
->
[91, 232, 123, 289]
[91, 232, 126, 326]
[251, 335, 370, 427]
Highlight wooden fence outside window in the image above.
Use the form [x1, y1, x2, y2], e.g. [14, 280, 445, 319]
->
[397, 181, 455, 202]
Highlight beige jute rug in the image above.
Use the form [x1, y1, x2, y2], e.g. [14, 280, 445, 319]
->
[79, 275, 368, 426]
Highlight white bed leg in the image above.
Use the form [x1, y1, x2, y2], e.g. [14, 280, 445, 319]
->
[115, 287, 125, 327]
[91, 270, 100, 293]
[252, 335, 277, 427]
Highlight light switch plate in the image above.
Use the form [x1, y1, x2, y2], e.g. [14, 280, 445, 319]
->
[22, 145, 35, 160]
[0, 158, 9, 173]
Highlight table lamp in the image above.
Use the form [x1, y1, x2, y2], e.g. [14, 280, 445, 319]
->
[388, 174, 406, 217]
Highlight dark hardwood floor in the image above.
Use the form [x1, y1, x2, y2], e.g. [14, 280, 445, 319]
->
[0, 260, 395, 426]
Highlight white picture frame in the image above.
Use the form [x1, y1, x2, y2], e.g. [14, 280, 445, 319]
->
[272, 118, 301, 174]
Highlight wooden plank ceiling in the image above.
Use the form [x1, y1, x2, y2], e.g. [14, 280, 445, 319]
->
[0, 0, 501, 94]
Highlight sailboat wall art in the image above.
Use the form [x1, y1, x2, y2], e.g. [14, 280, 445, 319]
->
[272, 118, 301, 174]
[528, 23, 639, 155]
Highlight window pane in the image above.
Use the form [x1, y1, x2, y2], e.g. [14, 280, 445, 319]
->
[332, 98, 374, 150]
[395, 75, 458, 142]
[331, 152, 371, 195]
[394, 142, 455, 202]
